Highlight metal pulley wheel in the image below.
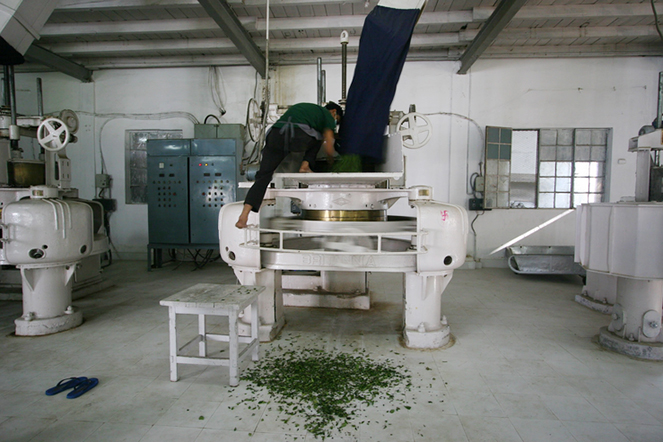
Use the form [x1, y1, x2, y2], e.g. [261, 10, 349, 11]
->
[397, 112, 432, 149]
[59, 109, 79, 134]
[37, 117, 70, 152]
[246, 98, 263, 142]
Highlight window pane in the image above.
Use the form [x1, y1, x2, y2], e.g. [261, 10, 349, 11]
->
[575, 162, 590, 177]
[557, 162, 572, 177]
[498, 160, 510, 176]
[589, 178, 603, 193]
[538, 193, 554, 208]
[574, 193, 589, 206]
[498, 176, 510, 192]
[591, 146, 606, 161]
[574, 178, 589, 192]
[576, 129, 591, 145]
[556, 177, 571, 192]
[539, 129, 557, 146]
[486, 159, 498, 175]
[539, 177, 555, 192]
[555, 193, 571, 208]
[592, 129, 607, 145]
[590, 162, 604, 177]
[485, 192, 497, 207]
[575, 146, 591, 161]
[497, 192, 510, 207]
[540, 162, 556, 176]
[557, 146, 573, 161]
[539, 145, 556, 161]
[486, 175, 498, 192]
[558, 129, 574, 145]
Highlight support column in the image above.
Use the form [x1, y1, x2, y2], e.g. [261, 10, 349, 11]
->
[234, 268, 285, 342]
[599, 276, 663, 360]
[403, 271, 453, 349]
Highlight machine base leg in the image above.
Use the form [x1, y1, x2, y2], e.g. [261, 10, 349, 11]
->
[574, 293, 613, 314]
[14, 309, 83, 336]
[238, 314, 286, 343]
[403, 325, 450, 349]
[598, 326, 663, 361]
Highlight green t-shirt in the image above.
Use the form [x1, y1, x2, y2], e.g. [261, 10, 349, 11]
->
[272, 103, 336, 135]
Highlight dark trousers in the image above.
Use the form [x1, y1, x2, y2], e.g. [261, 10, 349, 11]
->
[244, 127, 321, 212]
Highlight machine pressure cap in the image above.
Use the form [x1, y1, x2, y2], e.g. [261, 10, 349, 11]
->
[340, 30, 349, 44]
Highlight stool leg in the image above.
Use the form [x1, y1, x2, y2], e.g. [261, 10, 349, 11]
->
[229, 311, 239, 387]
[251, 301, 259, 362]
[168, 307, 178, 382]
[198, 314, 207, 357]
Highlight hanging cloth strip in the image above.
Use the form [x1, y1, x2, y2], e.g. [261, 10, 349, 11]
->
[339, 0, 423, 165]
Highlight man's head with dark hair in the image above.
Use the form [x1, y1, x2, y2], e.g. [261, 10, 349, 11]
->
[325, 102, 343, 123]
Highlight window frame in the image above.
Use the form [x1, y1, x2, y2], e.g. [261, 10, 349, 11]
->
[483, 126, 612, 209]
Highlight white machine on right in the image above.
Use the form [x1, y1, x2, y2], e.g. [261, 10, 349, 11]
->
[575, 127, 663, 360]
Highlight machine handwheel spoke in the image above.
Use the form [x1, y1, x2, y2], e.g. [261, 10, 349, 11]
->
[397, 112, 432, 149]
[37, 118, 70, 152]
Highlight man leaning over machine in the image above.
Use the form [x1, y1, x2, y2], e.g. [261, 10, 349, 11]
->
[235, 102, 343, 229]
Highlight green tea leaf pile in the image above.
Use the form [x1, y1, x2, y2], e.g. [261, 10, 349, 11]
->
[241, 347, 411, 438]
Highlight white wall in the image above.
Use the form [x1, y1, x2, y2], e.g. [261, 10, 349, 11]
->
[12, 57, 663, 263]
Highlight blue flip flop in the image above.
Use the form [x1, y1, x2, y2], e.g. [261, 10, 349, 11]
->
[45, 377, 88, 396]
[66, 377, 99, 399]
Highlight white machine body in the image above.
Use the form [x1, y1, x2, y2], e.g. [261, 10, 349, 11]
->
[575, 129, 663, 359]
[2, 188, 94, 336]
[219, 135, 469, 349]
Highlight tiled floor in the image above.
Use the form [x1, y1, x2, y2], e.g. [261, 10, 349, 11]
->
[0, 260, 662, 441]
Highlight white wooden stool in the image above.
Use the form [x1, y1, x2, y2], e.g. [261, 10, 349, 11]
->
[160, 283, 263, 386]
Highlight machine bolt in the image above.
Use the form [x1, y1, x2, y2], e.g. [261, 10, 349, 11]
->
[441, 315, 448, 325]
[64, 306, 74, 315]
[417, 323, 426, 333]
[649, 321, 660, 329]
[23, 312, 34, 321]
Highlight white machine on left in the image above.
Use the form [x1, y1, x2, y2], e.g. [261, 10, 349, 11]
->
[0, 92, 110, 336]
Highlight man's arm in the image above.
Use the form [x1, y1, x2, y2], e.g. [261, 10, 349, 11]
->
[322, 128, 336, 162]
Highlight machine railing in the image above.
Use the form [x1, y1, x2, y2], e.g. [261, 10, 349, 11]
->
[238, 225, 428, 255]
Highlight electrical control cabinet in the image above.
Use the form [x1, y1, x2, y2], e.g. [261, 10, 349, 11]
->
[147, 127, 245, 252]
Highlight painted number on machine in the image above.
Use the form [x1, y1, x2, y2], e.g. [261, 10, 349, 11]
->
[440, 210, 449, 221]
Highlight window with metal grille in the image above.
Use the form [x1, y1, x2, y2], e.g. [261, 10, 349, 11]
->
[484, 127, 610, 209]
[125, 129, 183, 204]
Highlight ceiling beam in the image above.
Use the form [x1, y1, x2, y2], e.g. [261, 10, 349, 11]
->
[254, 10, 475, 31]
[197, 0, 265, 76]
[55, 0, 201, 10]
[54, 0, 365, 9]
[42, 24, 661, 56]
[475, 3, 662, 21]
[457, 0, 528, 75]
[24, 44, 93, 82]
[484, 43, 663, 58]
[40, 17, 256, 37]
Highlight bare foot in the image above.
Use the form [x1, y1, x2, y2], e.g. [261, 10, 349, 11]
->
[235, 204, 252, 229]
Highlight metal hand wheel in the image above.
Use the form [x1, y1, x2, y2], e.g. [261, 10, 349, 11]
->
[397, 112, 432, 149]
[246, 98, 263, 142]
[37, 117, 70, 152]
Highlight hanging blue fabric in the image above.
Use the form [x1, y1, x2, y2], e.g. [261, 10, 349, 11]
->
[339, 4, 421, 165]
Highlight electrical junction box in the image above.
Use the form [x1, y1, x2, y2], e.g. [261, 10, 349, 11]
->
[95, 173, 111, 188]
[469, 198, 485, 211]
